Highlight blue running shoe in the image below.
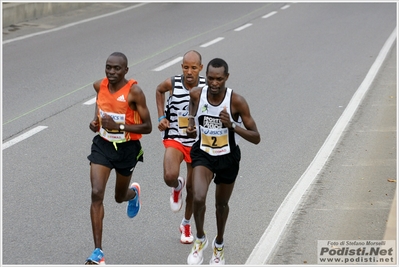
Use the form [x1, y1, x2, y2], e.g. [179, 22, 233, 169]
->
[85, 248, 105, 265]
[127, 182, 141, 218]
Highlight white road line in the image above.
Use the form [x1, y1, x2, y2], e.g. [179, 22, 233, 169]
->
[281, 4, 291, 10]
[2, 126, 48, 150]
[245, 27, 397, 265]
[3, 3, 148, 45]
[200, 37, 225, 48]
[234, 23, 253, 32]
[262, 11, 278, 19]
[153, 57, 183, 71]
[84, 97, 97, 105]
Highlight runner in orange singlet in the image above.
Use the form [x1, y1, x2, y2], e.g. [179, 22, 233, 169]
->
[85, 52, 152, 265]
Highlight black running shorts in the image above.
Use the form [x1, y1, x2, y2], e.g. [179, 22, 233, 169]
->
[190, 141, 241, 184]
[87, 135, 143, 176]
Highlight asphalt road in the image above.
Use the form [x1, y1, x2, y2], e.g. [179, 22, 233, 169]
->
[2, 2, 397, 265]
[268, 41, 397, 265]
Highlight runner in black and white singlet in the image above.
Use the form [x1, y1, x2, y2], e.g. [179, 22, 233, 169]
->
[155, 50, 205, 245]
[163, 74, 206, 146]
[194, 86, 241, 156]
[186, 58, 260, 265]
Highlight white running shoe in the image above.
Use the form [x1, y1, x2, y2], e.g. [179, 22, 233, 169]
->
[187, 236, 208, 265]
[210, 237, 225, 265]
[180, 223, 194, 244]
[170, 177, 185, 212]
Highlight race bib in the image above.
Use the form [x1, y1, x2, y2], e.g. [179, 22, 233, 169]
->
[99, 109, 126, 142]
[177, 110, 189, 135]
[199, 126, 230, 156]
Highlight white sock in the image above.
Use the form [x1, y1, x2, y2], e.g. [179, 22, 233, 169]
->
[197, 235, 206, 242]
[181, 218, 190, 225]
[215, 241, 224, 248]
[174, 178, 182, 191]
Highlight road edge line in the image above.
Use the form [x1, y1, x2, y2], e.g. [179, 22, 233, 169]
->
[245, 27, 397, 265]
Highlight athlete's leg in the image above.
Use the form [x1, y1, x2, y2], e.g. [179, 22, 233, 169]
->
[192, 165, 214, 238]
[114, 171, 135, 203]
[184, 162, 194, 220]
[214, 182, 235, 244]
[163, 146, 184, 188]
[90, 163, 111, 249]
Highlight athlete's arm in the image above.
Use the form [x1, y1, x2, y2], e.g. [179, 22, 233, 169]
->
[228, 93, 260, 145]
[125, 83, 152, 134]
[186, 87, 201, 138]
[89, 79, 102, 133]
[155, 78, 172, 131]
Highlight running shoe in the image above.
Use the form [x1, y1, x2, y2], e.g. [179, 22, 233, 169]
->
[187, 236, 208, 265]
[180, 223, 194, 244]
[85, 248, 105, 265]
[127, 182, 141, 218]
[210, 237, 225, 265]
[170, 177, 185, 212]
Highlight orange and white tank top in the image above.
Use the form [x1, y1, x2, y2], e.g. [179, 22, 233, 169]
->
[97, 78, 142, 142]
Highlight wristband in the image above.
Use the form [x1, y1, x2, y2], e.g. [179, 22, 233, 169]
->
[158, 115, 166, 122]
[187, 115, 195, 119]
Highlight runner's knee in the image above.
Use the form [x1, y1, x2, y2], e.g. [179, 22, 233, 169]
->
[114, 195, 124, 203]
[193, 192, 207, 206]
[164, 172, 179, 186]
[91, 188, 105, 202]
[215, 202, 229, 213]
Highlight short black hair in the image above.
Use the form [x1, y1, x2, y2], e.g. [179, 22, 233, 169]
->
[109, 52, 128, 66]
[206, 58, 228, 75]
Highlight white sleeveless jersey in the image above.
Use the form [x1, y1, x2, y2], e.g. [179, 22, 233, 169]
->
[194, 86, 242, 156]
[163, 75, 206, 146]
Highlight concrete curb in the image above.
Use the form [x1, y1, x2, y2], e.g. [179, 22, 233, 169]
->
[2, 2, 93, 28]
